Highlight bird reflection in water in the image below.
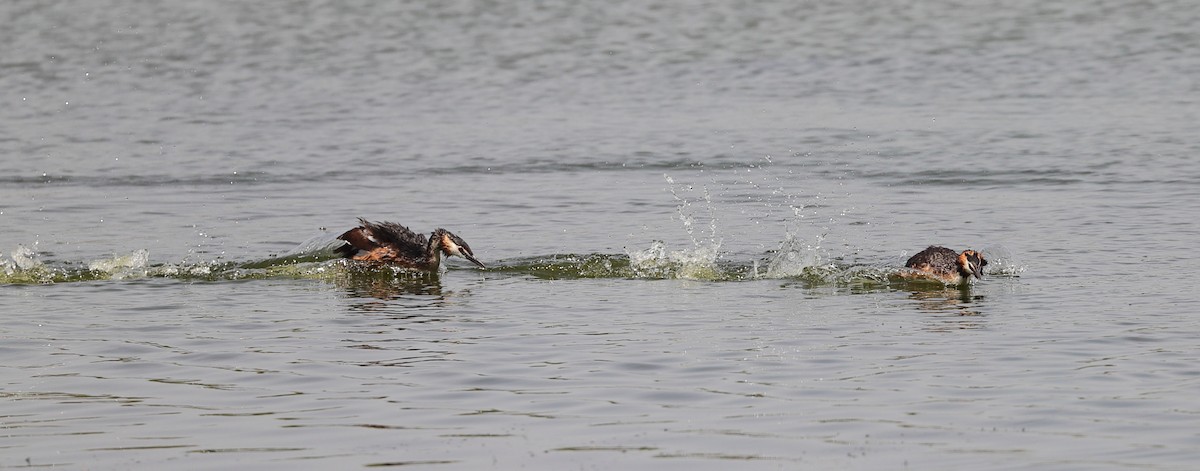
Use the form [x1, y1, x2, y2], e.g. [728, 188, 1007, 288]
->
[906, 287, 986, 331]
[333, 264, 446, 301]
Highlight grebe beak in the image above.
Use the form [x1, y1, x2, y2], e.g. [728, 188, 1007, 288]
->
[442, 232, 487, 269]
[462, 252, 486, 269]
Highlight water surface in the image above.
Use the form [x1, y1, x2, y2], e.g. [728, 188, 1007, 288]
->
[3, 1, 1199, 469]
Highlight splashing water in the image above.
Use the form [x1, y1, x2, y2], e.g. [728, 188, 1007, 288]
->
[285, 232, 346, 258]
[1, 245, 54, 283]
[0, 239, 347, 284]
[88, 249, 150, 279]
[762, 233, 828, 279]
[980, 244, 1026, 277]
[621, 175, 728, 280]
[10, 245, 40, 271]
[751, 232, 896, 287]
[664, 174, 722, 249]
[626, 240, 723, 280]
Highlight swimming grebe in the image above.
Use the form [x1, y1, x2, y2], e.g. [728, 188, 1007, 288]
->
[334, 218, 485, 271]
[902, 246, 986, 285]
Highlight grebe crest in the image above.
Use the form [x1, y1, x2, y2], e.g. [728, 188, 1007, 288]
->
[902, 246, 987, 285]
[335, 218, 485, 271]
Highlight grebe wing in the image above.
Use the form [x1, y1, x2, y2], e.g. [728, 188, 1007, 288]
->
[904, 246, 957, 269]
[336, 218, 428, 260]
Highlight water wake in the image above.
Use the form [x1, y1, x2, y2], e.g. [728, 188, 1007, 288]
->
[491, 236, 902, 285]
[0, 242, 349, 284]
[1, 238, 1021, 288]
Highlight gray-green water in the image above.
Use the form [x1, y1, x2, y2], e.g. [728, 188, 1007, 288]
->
[3, 1, 1198, 469]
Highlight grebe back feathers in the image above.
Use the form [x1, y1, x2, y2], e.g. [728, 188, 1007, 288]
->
[903, 246, 987, 285]
[336, 218, 485, 271]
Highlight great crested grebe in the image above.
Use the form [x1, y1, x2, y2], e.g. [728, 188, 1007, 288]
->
[901, 246, 986, 285]
[334, 218, 485, 271]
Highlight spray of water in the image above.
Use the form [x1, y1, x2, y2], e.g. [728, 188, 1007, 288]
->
[623, 175, 726, 280]
[88, 249, 150, 279]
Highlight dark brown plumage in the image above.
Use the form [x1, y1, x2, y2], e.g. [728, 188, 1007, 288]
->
[335, 218, 485, 271]
[902, 246, 986, 285]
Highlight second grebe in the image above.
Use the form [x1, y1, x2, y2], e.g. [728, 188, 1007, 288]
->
[901, 246, 986, 285]
[334, 218, 485, 271]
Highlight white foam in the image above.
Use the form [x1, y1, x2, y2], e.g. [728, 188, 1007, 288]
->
[0, 250, 10, 275]
[10, 245, 41, 270]
[88, 249, 150, 278]
[627, 240, 722, 280]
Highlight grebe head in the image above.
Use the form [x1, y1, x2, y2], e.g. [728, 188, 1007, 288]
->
[437, 229, 486, 269]
[957, 250, 987, 280]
